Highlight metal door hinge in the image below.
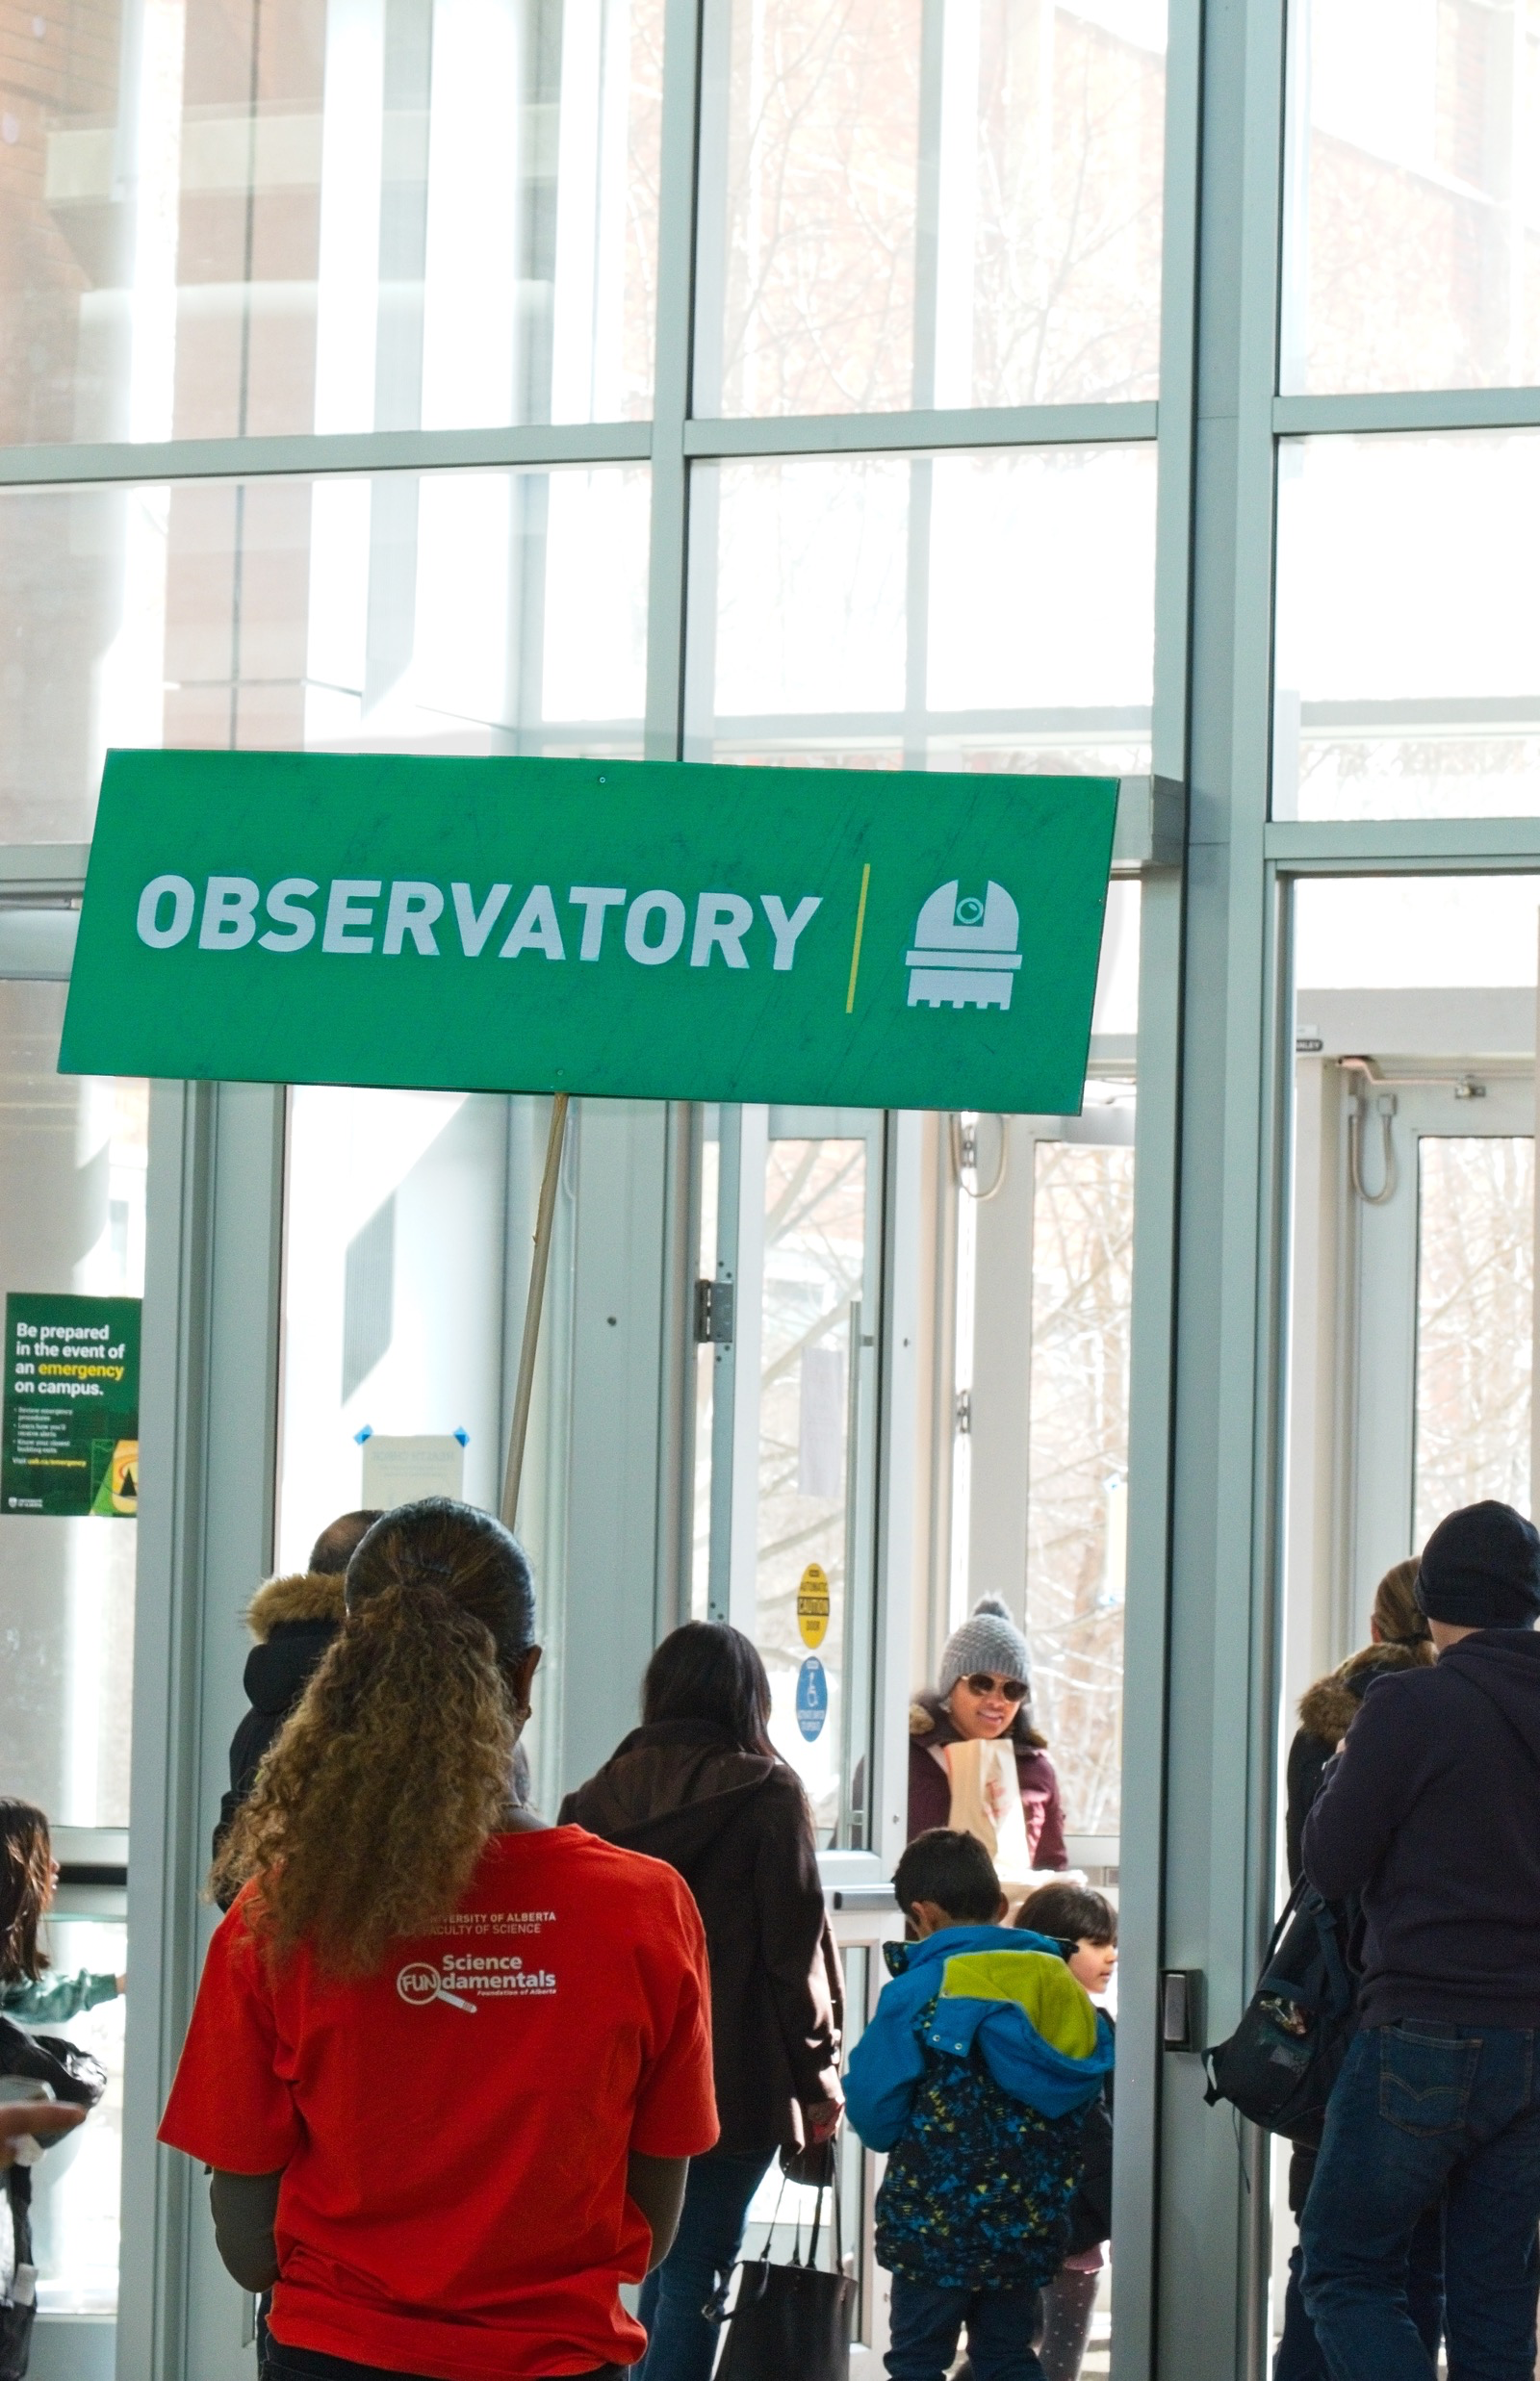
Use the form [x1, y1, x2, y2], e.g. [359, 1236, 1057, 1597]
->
[693, 1278, 734, 1344]
[955, 1387, 972, 1435]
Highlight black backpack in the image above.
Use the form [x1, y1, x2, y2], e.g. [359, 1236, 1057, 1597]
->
[1201, 1879, 1359, 2147]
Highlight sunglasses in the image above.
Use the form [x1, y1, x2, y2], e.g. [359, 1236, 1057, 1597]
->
[961, 1673, 1028, 1703]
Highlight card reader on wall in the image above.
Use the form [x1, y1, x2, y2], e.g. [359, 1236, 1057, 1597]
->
[1161, 1969, 1204, 2052]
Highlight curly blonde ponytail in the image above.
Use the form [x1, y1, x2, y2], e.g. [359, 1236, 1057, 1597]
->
[212, 1500, 535, 1976]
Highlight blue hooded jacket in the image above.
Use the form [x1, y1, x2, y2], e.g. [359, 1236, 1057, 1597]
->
[845, 1926, 1116, 2151]
[844, 1926, 1116, 2291]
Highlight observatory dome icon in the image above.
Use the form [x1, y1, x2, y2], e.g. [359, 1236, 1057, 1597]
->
[905, 880, 1023, 1011]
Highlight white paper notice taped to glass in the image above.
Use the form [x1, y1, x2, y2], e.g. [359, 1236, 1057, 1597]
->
[360, 1434, 466, 1510]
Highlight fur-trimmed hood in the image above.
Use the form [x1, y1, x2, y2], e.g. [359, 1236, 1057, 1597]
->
[1297, 1642, 1428, 1746]
[911, 1686, 1047, 1754]
[244, 1570, 347, 1641]
[239, 1572, 346, 1721]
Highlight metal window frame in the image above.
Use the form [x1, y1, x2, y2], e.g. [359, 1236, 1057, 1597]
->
[1137, 3, 1540, 2379]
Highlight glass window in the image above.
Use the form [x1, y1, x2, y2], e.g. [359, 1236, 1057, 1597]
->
[693, 1106, 882, 1847]
[754, 1120, 880, 1842]
[30, 1915, 126, 2317]
[1024, 1133, 1134, 1835]
[0, 461, 650, 840]
[0, 0, 660, 446]
[0, 987, 142, 2323]
[1414, 1135, 1534, 1545]
[692, 0, 1166, 418]
[0, 984, 144, 1828]
[1281, 0, 1540, 396]
[1274, 431, 1540, 820]
[686, 444, 1156, 772]
[276, 1085, 578, 1811]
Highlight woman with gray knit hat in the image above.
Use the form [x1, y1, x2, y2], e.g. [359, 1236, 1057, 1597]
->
[908, 1595, 1066, 1870]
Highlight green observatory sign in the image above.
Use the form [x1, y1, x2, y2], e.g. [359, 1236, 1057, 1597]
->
[59, 751, 1117, 1114]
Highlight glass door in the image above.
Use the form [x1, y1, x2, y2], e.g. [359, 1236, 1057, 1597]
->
[696, 1105, 884, 1848]
[0, 977, 144, 2339]
[1340, 1075, 1534, 1603]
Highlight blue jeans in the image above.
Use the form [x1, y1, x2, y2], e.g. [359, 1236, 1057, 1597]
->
[1275, 2214, 1443, 2381]
[886, 2276, 1045, 2381]
[1301, 2020, 1540, 2379]
[636, 2146, 773, 2381]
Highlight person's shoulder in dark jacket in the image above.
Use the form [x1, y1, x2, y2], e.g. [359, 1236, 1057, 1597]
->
[1286, 1644, 1426, 1883]
[215, 1570, 346, 1863]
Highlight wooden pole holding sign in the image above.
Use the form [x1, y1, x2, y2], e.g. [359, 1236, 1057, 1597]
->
[500, 1092, 570, 1532]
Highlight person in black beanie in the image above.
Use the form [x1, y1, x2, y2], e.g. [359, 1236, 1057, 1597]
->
[1299, 1499, 1540, 2380]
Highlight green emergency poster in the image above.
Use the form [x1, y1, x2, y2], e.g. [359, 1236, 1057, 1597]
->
[2, 1293, 141, 1519]
[59, 750, 1118, 1114]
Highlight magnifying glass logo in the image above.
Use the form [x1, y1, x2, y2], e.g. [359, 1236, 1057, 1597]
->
[397, 1961, 476, 2013]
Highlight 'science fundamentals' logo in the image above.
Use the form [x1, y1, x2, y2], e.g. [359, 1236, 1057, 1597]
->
[396, 1955, 556, 2013]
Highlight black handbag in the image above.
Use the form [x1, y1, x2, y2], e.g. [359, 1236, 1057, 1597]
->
[0, 2016, 106, 2112]
[1201, 1878, 1359, 2146]
[715, 2170, 856, 2381]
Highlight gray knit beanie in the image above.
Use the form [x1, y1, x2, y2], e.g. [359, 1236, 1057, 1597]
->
[938, 1596, 1032, 1699]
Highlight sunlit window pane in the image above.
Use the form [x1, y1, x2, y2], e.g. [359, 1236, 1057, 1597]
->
[0, 462, 649, 839]
[1025, 1139, 1133, 1838]
[1273, 430, 1540, 820]
[1281, 0, 1540, 395]
[0, 0, 661, 447]
[1414, 1136, 1533, 1547]
[687, 444, 1155, 773]
[756, 1137, 868, 1841]
[693, 0, 1165, 418]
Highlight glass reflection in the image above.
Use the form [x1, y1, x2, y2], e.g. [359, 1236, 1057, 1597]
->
[0, 461, 650, 840]
[0, 0, 660, 446]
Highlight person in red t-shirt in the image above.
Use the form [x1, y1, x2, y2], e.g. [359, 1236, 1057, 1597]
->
[160, 1498, 719, 2381]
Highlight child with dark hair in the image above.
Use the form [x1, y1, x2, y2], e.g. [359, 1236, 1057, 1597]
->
[1015, 1885, 1117, 2381]
[845, 1831, 1114, 2381]
[0, 1800, 122, 2024]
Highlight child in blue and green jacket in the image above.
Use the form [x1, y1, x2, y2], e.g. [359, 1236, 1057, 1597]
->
[844, 1830, 1115, 2381]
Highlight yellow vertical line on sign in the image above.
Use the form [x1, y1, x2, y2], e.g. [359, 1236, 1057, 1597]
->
[845, 864, 871, 1013]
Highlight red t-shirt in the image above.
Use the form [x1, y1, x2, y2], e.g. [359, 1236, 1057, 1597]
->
[159, 1827, 718, 2379]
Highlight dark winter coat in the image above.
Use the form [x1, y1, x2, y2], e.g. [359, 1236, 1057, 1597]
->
[907, 1693, 1067, 1869]
[213, 1571, 346, 1866]
[1303, 1627, 1540, 2027]
[1284, 1643, 1430, 1884]
[560, 1719, 843, 2155]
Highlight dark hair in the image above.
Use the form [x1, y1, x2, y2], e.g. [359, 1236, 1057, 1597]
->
[344, 1498, 535, 1656]
[1016, 1882, 1117, 1946]
[893, 1829, 1002, 1925]
[0, 1800, 53, 1984]
[309, 1509, 385, 1576]
[212, 1499, 537, 1974]
[642, 1622, 776, 1757]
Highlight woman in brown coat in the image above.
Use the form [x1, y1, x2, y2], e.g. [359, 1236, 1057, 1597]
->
[561, 1622, 843, 2381]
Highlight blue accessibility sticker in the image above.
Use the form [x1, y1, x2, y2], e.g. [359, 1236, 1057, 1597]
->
[796, 1655, 829, 1742]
